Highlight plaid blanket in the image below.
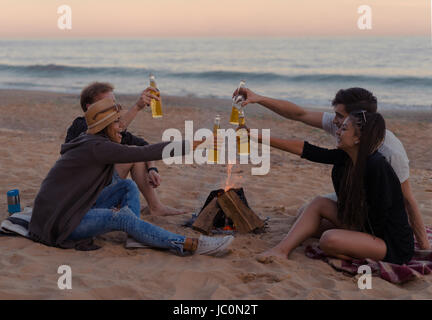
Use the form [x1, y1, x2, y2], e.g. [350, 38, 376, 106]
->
[305, 226, 432, 284]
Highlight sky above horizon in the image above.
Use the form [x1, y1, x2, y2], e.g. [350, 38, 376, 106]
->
[0, 0, 429, 37]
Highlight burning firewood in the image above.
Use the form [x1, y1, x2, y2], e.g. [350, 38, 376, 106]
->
[217, 189, 265, 233]
[192, 198, 221, 235]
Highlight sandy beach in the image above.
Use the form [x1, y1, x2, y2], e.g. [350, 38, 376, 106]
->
[0, 89, 431, 300]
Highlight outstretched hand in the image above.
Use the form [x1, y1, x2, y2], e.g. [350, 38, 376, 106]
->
[232, 87, 262, 107]
[193, 137, 207, 151]
[192, 134, 221, 151]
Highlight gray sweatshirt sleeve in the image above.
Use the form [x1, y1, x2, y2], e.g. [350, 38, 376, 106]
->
[92, 140, 189, 164]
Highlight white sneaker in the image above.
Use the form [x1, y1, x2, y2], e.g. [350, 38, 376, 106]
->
[195, 235, 234, 256]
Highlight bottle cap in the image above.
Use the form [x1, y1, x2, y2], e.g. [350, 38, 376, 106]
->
[215, 115, 221, 124]
[7, 189, 19, 197]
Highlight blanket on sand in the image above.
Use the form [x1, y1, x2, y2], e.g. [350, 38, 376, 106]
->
[305, 226, 432, 284]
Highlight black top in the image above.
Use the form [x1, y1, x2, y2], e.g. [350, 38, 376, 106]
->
[65, 117, 149, 146]
[301, 141, 414, 265]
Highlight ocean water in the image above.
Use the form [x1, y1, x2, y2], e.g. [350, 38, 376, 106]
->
[0, 37, 431, 110]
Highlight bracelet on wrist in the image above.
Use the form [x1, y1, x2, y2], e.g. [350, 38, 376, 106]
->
[147, 167, 159, 173]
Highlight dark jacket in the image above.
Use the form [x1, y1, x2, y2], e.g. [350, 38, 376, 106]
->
[29, 134, 184, 250]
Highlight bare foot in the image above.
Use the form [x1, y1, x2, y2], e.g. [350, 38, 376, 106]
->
[256, 249, 287, 264]
[149, 205, 188, 216]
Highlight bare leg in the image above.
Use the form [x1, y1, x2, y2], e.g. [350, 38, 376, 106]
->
[258, 196, 387, 263]
[319, 229, 387, 261]
[295, 199, 338, 238]
[257, 196, 342, 262]
[115, 162, 186, 216]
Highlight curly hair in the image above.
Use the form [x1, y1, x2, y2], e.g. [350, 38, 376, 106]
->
[80, 82, 114, 112]
[332, 87, 378, 114]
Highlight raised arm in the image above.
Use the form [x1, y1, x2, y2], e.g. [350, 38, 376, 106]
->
[235, 88, 324, 129]
[93, 141, 174, 164]
[120, 87, 160, 129]
[258, 135, 304, 155]
[92, 138, 206, 165]
[257, 134, 347, 165]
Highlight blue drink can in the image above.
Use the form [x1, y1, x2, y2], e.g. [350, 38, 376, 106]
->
[7, 189, 21, 214]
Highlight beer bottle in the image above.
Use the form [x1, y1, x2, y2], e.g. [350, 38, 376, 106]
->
[229, 80, 246, 125]
[236, 109, 250, 156]
[149, 73, 162, 118]
[208, 115, 221, 164]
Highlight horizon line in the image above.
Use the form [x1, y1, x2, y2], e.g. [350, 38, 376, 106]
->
[0, 34, 430, 40]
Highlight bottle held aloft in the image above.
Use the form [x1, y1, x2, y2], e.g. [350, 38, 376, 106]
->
[208, 115, 221, 164]
[229, 80, 246, 125]
[149, 73, 163, 118]
[236, 109, 250, 156]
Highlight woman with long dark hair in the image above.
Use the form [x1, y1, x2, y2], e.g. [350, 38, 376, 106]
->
[257, 111, 414, 265]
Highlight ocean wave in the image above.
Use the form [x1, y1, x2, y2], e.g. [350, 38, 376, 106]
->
[1, 63, 432, 86]
[0, 63, 150, 77]
[169, 71, 432, 86]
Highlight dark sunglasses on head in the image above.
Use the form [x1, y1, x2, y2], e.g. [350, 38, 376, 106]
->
[351, 110, 367, 126]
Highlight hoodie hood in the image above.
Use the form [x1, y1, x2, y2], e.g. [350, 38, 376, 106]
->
[60, 133, 108, 155]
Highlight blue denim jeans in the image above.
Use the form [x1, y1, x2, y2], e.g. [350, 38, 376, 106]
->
[67, 177, 186, 254]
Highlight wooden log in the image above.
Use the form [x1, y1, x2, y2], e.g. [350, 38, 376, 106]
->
[217, 189, 265, 233]
[192, 198, 220, 235]
[199, 189, 224, 213]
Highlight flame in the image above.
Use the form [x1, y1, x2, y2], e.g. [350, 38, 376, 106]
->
[223, 163, 244, 191]
[224, 163, 234, 191]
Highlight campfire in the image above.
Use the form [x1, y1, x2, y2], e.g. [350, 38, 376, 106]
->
[192, 187, 265, 235]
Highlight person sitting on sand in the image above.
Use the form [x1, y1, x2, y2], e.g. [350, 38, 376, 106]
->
[233, 87, 430, 250]
[28, 96, 234, 255]
[255, 111, 414, 265]
[65, 82, 184, 217]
